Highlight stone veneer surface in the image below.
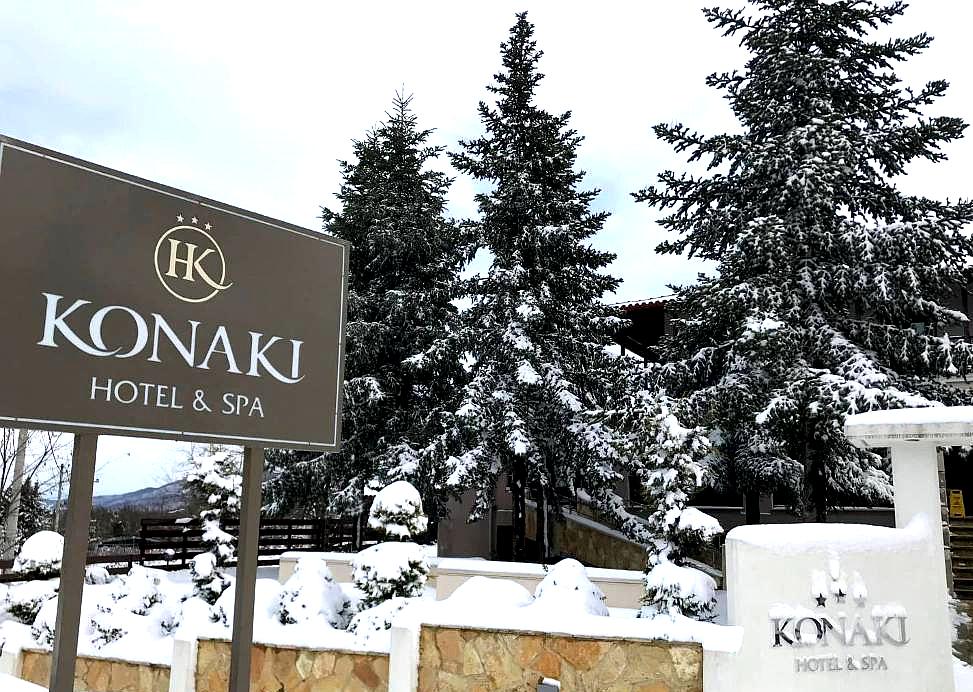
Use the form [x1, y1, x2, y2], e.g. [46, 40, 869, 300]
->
[418, 625, 703, 692]
[195, 638, 390, 692]
[526, 506, 646, 571]
[20, 648, 170, 692]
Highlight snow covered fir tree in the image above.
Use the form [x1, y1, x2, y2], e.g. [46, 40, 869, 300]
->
[447, 12, 630, 561]
[351, 481, 430, 608]
[265, 94, 465, 526]
[185, 446, 242, 604]
[636, 0, 973, 522]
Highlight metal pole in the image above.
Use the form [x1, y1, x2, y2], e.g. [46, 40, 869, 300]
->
[228, 446, 264, 692]
[49, 434, 98, 692]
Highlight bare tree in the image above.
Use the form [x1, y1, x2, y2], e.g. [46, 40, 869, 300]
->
[1, 427, 71, 559]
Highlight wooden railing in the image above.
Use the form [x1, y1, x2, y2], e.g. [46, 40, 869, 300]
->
[0, 515, 377, 583]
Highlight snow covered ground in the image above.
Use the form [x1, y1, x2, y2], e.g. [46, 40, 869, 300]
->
[956, 658, 973, 690]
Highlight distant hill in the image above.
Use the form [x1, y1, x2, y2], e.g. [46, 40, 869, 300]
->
[92, 480, 186, 511]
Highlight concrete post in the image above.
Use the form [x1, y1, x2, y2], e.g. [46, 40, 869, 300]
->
[889, 442, 947, 587]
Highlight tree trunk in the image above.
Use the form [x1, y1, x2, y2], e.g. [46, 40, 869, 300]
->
[2, 428, 29, 561]
[745, 490, 761, 525]
[535, 487, 548, 563]
[511, 464, 527, 562]
[811, 455, 828, 522]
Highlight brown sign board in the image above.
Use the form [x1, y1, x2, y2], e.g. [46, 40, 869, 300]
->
[0, 135, 348, 452]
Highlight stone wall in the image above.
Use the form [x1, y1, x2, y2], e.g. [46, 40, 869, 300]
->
[195, 638, 390, 692]
[20, 648, 170, 692]
[526, 506, 646, 571]
[417, 625, 703, 692]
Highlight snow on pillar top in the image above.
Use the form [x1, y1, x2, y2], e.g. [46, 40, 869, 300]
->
[844, 405, 973, 448]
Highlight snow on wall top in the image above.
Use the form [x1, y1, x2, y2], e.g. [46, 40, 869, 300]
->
[844, 405, 973, 446]
[727, 514, 930, 555]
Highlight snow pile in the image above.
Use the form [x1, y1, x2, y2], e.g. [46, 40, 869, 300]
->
[0, 673, 45, 692]
[277, 557, 353, 629]
[12, 532, 63, 576]
[352, 542, 429, 608]
[445, 576, 534, 609]
[368, 481, 428, 539]
[402, 560, 741, 654]
[529, 559, 608, 617]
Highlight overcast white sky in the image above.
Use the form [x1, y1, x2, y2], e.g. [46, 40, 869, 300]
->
[2, 1, 971, 495]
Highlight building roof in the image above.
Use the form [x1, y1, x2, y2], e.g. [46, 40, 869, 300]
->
[611, 295, 674, 312]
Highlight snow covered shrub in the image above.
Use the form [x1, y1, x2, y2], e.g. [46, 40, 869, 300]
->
[352, 542, 429, 608]
[210, 579, 283, 628]
[189, 552, 232, 606]
[113, 565, 162, 615]
[85, 565, 112, 585]
[351, 481, 430, 612]
[185, 447, 242, 604]
[5, 580, 57, 625]
[277, 557, 352, 629]
[613, 391, 722, 620]
[531, 559, 607, 617]
[347, 597, 411, 640]
[12, 531, 63, 577]
[30, 597, 58, 647]
[367, 481, 428, 540]
[89, 603, 127, 648]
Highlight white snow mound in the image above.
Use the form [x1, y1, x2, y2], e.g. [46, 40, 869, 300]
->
[13, 531, 64, 573]
[530, 558, 608, 617]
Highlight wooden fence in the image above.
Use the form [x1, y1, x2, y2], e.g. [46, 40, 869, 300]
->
[0, 515, 376, 583]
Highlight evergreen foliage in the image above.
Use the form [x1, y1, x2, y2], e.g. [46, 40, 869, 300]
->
[612, 387, 722, 619]
[637, 0, 973, 520]
[185, 447, 241, 604]
[352, 481, 430, 609]
[1, 480, 52, 549]
[265, 94, 465, 524]
[447, 12, 627, 560]
[367, 480, 429, 540]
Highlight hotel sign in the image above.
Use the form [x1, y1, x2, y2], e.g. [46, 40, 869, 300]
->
[0, 136, 348, 451]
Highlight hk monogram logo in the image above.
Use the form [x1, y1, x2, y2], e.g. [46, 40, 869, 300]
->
[154, 215, 233, 303]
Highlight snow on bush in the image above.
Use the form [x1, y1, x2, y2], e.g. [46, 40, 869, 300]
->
[4, 580, 57, 625]
[347, 597, 413, 640]
[210, 579, 283, 627]
[529, 559, 607, 617]
[368, 481, 428, 540]
[12, 531, 63, 576]
[641, 560, 717, 622]
[85, 566, 112, 585]
[189, 551, 232, 606]
[186, 447, 241, 604]
[352, 542, 429, 608]
[277, 557, 353, 629]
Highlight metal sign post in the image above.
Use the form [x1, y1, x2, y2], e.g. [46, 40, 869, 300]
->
[228, 446, 265, 691]
[49, 434, 98, 692]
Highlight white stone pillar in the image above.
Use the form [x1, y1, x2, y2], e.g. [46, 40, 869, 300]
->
[889, 443, 948, 586]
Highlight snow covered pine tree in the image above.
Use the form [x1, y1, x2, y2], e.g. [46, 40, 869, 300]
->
[614, 388, 722, 620]
[265, 94, 465, 526]
[637, 0, 973, 521]
[449, 12, 628, 560]
[351, 481, 430, 608]
[185, 447, 242, 604]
